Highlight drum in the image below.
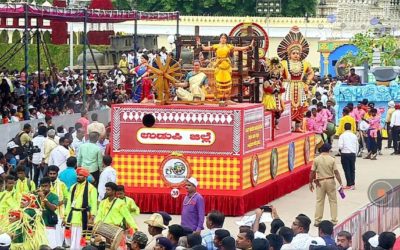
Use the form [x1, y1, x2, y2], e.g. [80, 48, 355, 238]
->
[92, 223, 124, 249]
[315, 133, 327, 149]
[325, 122, 336, 137]
[359, 120, 370, 131]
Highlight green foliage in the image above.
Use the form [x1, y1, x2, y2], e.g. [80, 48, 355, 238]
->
[0, 44, 108, 72]
[113, 0, 132, 10]
[131, 0, 316, 16]
[43, 31, 51, 44]
[0, 30, 8, 44]
[12, 31, 21, 44]
[341, 31, 400, 66]
[281, 0, 317, 17]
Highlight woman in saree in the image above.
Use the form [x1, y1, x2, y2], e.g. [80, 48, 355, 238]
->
[131, 54, 153, 103]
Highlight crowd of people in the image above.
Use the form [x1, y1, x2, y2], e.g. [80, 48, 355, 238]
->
[0, 150, 397, 250]
[0, 32, 399, 249]
[0, 46, 177, 125]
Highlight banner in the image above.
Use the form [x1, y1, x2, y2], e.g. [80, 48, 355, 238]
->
[0, 4, 179, 23]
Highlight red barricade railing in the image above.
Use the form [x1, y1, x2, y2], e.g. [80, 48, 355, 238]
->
[333, 185, 400, 249]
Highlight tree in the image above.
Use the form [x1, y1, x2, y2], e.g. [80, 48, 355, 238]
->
[132, 0, 316, 16]
[12, 30, 21, 44]
[0, 30, 8, 44]
[113, 0, 132, 10]
[341, 31, 400, 66]
[281, 0, 317, 17]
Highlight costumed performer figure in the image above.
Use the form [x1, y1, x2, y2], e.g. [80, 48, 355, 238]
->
[197, 33, 254, 104]
[0, 194, 47, 250]
[277, 26, 314, 130]
[131, 54, 153, 103]
[262, 57, 285, 129]
[0, 176, 17, 220]
[48, 165, 70, 247]
[175, 60, 209, 101]
[37, 177, 60, 249]
[94, 182, 138, 248]
[64, 167, 98, 250]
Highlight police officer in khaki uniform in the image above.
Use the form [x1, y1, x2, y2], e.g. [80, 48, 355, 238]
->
[309, 143, 343, 227]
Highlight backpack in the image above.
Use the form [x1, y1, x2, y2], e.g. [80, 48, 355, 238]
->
[12, 131, 25, 146]
[9, 132, 26, 156]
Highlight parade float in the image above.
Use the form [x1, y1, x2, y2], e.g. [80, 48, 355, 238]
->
[0, 4, 316, 215]
[110, 23, 316, 216]
[320, 33, 400, 124]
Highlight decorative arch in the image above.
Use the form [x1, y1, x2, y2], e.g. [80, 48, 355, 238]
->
[319, 44, 358, 77]
[329, 44, 358, 77]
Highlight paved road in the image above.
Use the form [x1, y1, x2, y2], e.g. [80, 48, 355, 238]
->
[134, 143, 399, 237]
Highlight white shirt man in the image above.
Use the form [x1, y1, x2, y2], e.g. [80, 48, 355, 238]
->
[48, 144, 70, 172]
[44, 131, 59, 164]
[71, 129, 85, 156]
[390, 108, 400, 127]
[116, 72, 126, 86]
[31, 133, 46, 166]
[338, 130, 358, 154]
[97, 156, 117, 201]
[338, 123, 358, 189]
[390, 106, 400, 154]
[128, 52, 135, 68]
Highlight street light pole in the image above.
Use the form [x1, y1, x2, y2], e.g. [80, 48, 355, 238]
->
[82, 8, 88, 110]
[24, 3, 29, 120]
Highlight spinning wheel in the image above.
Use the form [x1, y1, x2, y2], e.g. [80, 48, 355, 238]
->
[147, 56, 183, 104]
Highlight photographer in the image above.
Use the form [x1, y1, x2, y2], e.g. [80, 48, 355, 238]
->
[32, 126, 47, 186]
[253, 206, 280, 239]
[17, 124, 33, 148]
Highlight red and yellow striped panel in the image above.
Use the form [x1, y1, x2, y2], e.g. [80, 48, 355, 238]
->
[242, 136, 315, 189]
[113, 154, 241, 190]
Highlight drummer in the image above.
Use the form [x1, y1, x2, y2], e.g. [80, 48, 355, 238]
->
[310, 108, 328, 151]
[95, 182, 138, 232]
[314, 106, 328, 134]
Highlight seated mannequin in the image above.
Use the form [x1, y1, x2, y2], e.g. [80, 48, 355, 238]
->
[175, 60, 209, 101]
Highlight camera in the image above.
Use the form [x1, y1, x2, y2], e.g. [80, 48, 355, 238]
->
[23, 142, 41, 157]
[260, 205, 272, 213]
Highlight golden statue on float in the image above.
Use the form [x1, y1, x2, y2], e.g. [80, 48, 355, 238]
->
[197, 34, 254, 105]
[277, 26, 314, 129]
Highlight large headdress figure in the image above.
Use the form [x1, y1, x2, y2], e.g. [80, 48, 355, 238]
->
[277, 26, 309, 61]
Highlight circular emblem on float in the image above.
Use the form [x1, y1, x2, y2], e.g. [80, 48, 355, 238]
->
[288, 142, 295, 172]
[160, 155, 190, 186]
[170, 188, 180, 198]
[304, 137, 310, 164]
[250, 155, 259, 186]
[229, 22, 269, 56]
[270, 148, 278, 179]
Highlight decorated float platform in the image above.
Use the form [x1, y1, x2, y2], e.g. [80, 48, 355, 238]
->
[111, 102, 315, 216]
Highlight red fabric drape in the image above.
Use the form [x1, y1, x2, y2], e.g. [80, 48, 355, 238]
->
[89, 0, 113, 10]
[126, 164, 311, 216]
